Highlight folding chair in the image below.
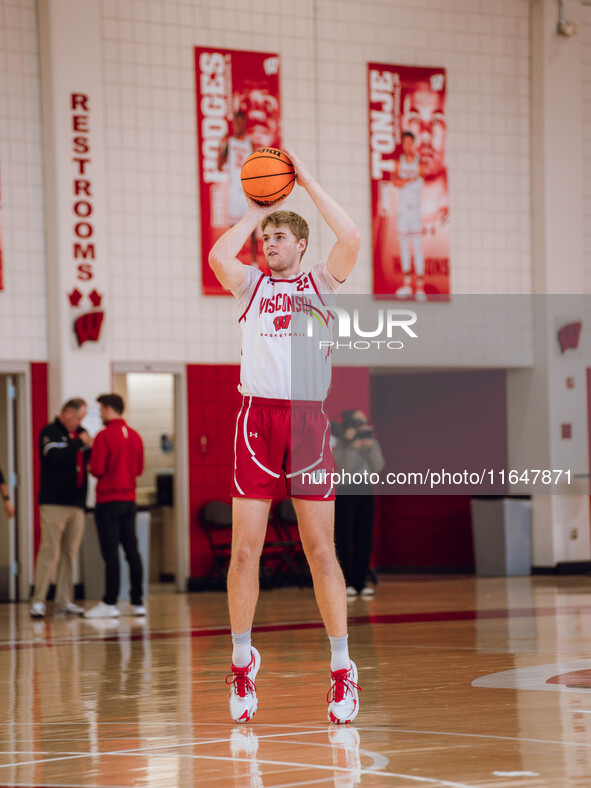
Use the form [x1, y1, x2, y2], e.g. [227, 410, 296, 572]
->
[200, 501, 233, 586]
[271, 498, 311, 587]
[200, 500, 295, 590]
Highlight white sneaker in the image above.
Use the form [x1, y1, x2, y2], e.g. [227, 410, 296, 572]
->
[55, 601, 85, 616]
[327, 661, 361, 725]
[395, 283, 413, 297]
[360, 586, 375, 597]
[129, 605, 146, 616]
[84, 602, 120, 619]
[29, 601, 46, 618]
[415, 285, 427, 302]
[346, 586, 358, 597]
[226, 647, 261, 723]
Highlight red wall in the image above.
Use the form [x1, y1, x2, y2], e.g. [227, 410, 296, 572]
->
[187, 365, 508, 577]
[187, 364, 243, 577]
[371, 370, 508, 571]
[325, 367, 371, 422]
[30, 362, 48, 556]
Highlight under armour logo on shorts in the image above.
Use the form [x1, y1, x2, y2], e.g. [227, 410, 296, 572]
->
[249, 432, 258, 438]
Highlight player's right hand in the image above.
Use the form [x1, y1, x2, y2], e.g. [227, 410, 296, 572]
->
[245, 195, 278, 215]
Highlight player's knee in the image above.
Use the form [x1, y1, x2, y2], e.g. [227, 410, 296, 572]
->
[305, 542, 336, 573]
[231, 541, 262, 568]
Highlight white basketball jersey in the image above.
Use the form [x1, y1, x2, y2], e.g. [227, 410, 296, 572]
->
[398, 154, 419, 181]
[396, 155, 423, 235]
[228, 136, 253, 222]
[232, 261, 341, 401]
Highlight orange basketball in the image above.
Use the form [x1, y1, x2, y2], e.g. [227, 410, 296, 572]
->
[240, 148, 296, 206]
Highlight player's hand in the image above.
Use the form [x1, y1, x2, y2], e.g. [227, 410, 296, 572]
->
[282, 147, 314, 188]
[3, 499, 15, 519]
[245, 195, 277, 215]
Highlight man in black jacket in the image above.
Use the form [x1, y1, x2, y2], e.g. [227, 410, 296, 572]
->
[30, 398, 93, 618]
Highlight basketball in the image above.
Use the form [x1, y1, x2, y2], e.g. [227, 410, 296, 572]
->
[240, 148, 296, 206]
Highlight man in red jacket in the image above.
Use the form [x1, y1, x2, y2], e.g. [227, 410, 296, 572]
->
[85, 393, 146, 618]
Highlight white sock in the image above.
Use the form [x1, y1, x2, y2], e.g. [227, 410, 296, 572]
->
[329, 634, 350, 673]
[231, 629, 252, 668]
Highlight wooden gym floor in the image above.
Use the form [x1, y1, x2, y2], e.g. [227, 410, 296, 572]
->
[1, 575, 591, 787]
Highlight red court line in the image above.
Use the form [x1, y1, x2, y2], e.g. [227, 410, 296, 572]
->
[2, 605, 591, 652]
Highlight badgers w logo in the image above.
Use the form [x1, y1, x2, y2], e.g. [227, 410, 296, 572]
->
[273, 315, 291, 331]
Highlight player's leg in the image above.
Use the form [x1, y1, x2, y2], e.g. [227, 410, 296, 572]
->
[227, 497, 271, 634]
[293, 498, 346, 635]
[411, 232, 426, 300]
[226, 496, 270, 723]
[396, 224, 413, 297]
[293, 497, 360, 724]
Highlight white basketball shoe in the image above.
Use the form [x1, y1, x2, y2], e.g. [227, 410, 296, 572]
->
[226, 647, 261, 723]
[327, 661, 361, 724]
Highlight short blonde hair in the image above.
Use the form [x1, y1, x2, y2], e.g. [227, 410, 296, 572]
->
[261, 211, 309, 259]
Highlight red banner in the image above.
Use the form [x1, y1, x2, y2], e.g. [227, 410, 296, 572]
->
[369, 64, 449, 300]
[195, 47, 281, 295]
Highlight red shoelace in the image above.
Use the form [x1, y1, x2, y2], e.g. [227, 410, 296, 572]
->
[327, 669, 362, 704]
[226, 668, 256, 698]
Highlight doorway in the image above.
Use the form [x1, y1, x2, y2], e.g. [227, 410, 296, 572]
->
[0, 372, 31, 601]
[112, 369, 189, 592]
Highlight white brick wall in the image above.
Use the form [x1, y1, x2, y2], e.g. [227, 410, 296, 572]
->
[98, 0, 532, 367]
[0, 0, 47, 360]
[2, 0, 584, 366]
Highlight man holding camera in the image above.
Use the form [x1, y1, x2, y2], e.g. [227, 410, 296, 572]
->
[333, 410, 384, 598]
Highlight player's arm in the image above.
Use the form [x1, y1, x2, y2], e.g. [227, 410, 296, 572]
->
[208, 201, 269, 291]
[392, 160, 417, 187]
[283, 147, 360, 283]
[217, 134, 229, 171]
[391, 159, 405, 187]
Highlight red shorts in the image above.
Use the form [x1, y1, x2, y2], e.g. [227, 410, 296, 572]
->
[231, 397, 335, 500]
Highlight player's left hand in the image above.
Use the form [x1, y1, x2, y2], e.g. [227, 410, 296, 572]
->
[244, 195, 278, 215]
[282, 147, 314, 188]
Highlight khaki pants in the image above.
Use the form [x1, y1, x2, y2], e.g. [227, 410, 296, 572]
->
[32, 505, 85, 607]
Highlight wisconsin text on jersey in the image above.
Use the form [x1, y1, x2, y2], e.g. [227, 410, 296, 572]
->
[259, 289, 318, 337]
[259, 292, 313, 315]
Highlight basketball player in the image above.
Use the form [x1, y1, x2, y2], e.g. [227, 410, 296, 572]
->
[391, 131, 426, 300]
[401, 80, 448, 232]
[233, 87, 280, 149]
[218, 111, 256, 262]
[209, 147, 362, 725]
